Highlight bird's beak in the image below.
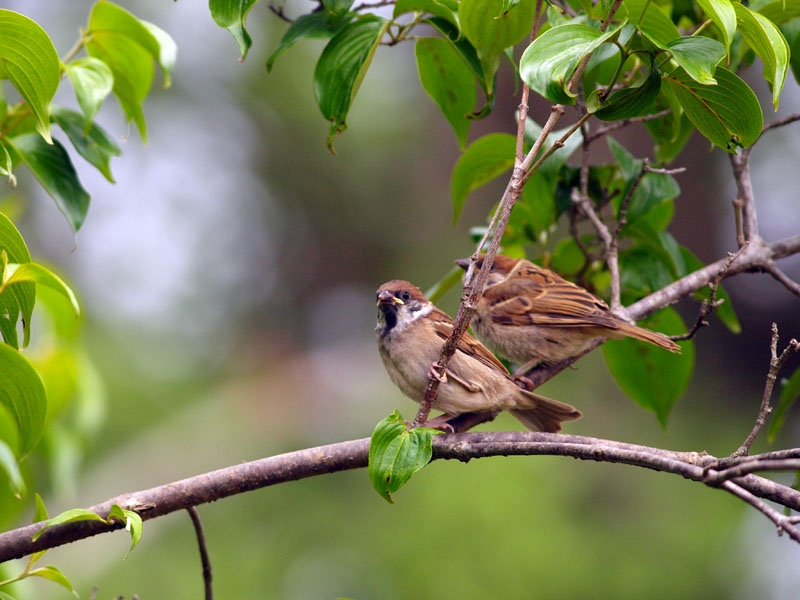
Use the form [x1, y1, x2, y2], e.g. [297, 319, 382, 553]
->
[377, 290, 404, 307]
[455, 258, 471, 270]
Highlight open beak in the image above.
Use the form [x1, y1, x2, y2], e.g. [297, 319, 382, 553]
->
[377, 290, 404, 307]
[455, 258, 471, 270]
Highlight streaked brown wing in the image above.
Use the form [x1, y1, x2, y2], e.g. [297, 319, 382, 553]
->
[427, 307, 509, 373]
[483, 264, 620, 329]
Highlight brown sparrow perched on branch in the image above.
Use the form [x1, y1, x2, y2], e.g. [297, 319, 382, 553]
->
[375, 280, 582, 432]
[456, 255, 680, 376]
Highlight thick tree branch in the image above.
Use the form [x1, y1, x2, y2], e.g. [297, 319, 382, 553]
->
[3, 432, 800, 562]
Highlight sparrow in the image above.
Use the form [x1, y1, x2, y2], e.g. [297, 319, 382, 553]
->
[375, 280, 582, 433]
[456, 254, 680, 376]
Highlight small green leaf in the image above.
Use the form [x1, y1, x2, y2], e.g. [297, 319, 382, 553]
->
[450, 133, 515, 223]
[1, 262, 80, 316]
[141, 21, 177, 88]
[28, 566, 78, 597]
[664, 66, 762, 151]
[622, 0, 680, 46]
[0, 213, 32, 349]
[733, 3, 789, 109]
[394, 0, 459, 24]
[425, 265, 463, 304]
[210, 0, 258, 59]
[0, 10, 60, 143]
[8, 134, 90, 232]
[460, 0, 536, 93]
[666, 37, 726, 85]
[550, 238, 586, 274]
[519, 171, 557, 234]
[267, 12, 352, 72]
[768, 367, 800, 443]
[697, 0, 737, 52]
[603, 307, 694, 425]
[0, 439, 24, 497]
[416, 37, 476, 149]
[51, 106, 121, 183]
[0, 343, 46, 458]
[108, 504, 143, 558]
[32, 508, 105, 541]
[0, 141, 14, 185]
[64, 57, 114, 127]
[34, 492, 48, 522]
[679, 246, 740, 333]
[607, 136, 640, 180]
[368, 410, 439, 503]
[624, 171, 681, 224]
[520, 23, 623, 104]
[591, 59, 661, 120]
[314, 16, 390, 151]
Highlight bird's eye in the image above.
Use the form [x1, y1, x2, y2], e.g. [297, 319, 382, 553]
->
[401, 291, 410, 301]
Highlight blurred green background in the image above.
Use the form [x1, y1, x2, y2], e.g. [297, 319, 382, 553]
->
[2, 1, 800, 598]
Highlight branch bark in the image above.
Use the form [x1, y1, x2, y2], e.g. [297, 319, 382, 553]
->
[3, 432, 800, 563]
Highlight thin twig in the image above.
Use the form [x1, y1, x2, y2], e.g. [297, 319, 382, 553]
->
[764, 261, 800, 299]
[585, 109, 671, 144]
[733, 323, 800, 457]
[268, 4, 293, 22]
[760, 113, 800, 137]
[704, 459, 800, 485]
[353, 0, 396, 10]
[721, 481, 800, 543]
[644, 165, 686, 176]
[729, 151, 761, 245]
[670, 244, 747, 341]
[186, 507, 213, 600]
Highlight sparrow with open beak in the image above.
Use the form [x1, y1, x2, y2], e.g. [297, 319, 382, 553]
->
[375, 280, 582, 433]
[456, 255, 680, 377]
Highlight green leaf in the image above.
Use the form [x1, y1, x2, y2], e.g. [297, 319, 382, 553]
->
[425, 265, 463, 304]
[768, 367, 800, 443]
[32, 508, 105, 541]
[620, 244, 674, 295]
[460, 0, 536, 93]
[141, 20, 177, 88]
[590, 59, 661, 120]
[0, 213, 32, 349]
[550, 238, 586, 274]
[0, 141, 14, 185]
[108, 503, 143, 558]
[679, 246, 740, 333]
[450, 133, 515, 223]
[697, 0, 737, 52]
[51, 106, 121, 183]
[625, 171, 680, 224]
[607, 136, 640, 180]
[34, 492, 48, 522]
[666, 37, 726, 85]
[8, 134, 90, 232]
[0, 439, 23, 496]
[28, 566, 78, 596]
[267, 12, 351, 72]
[0, 343, 46, 458]
[623, 222, 684, 277]
[520, 23, 623, 105]
[603, 307, 694, 425]
[415, 38, 476, 149]
[733, 3, 789, 109]
[394, 0, 459, 24]
[0, 10, 59, 144]
[209, 0, 258, 59]
[664, 66, 762, 151]
[1, 262, 80, 316]
[622, 0, 680, 46]
[425, 17, 487, 95]
[0, 403, 20, 458]
[519, 171, 557, 234]
[314, 16, 390, 151]
[64, 57, 114, 128]
[368, 410, 438, 503]
[758, 0, 800, 24]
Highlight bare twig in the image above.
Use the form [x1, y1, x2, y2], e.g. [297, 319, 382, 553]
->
[704, 459, 800, 485]
[353, 0, 396, 10]
[670, 244, 746, 341]
[644, 165, 686, 176]
[268, 4, 293, 22]
[721, 481, 800, 543]
[760, 113, 800, 137]
[187, 507, 213, 600]
[4, 431, 800, 561]
[585, 109, 671, 144]
[729, 151, 761, 245]
[733, 323, 800, 457]
[764, 261, 800, 299]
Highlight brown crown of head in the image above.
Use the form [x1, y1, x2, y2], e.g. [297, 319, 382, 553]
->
[455, 254, 521, 274]
[376, 280, 428, 305]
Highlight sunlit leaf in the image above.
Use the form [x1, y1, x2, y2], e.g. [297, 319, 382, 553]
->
[622, 0, 680, 45]
[0, 10, 59, 143]
[666, 37, 726, 85]
[368, 410, 439, 503]
[0, 343, 46, 458]
[32, 507, 104, 541]
[416, 37, 476, 149]
[697, 0, 737, 52]
[28, 566, 78, 597]
[450, 133, 515, 223]
[51, 106, 121, 183]
[603, 307, 694, 425]
[108, 503, 143, 558]
[394, 0, 459, 24]
[0, 212, 32, 349]
[64, 57, 114, 127]
[8, 134, 91, 232]
[0, 439, 23, 496]
[2, 262, 80, 316]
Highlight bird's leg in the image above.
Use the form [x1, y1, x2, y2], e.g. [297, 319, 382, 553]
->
[446, 369, 484, 393]
[511, 357, 543, 380]
[428, 361, 448, 384]
[422, 414, 456, 433]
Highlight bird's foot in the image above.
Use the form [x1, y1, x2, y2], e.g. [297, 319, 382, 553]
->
[428, 361, 448, 384]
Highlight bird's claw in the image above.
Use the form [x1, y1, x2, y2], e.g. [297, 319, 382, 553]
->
[429, 361, 447, 384]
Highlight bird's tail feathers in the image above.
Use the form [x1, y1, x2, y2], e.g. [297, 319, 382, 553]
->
[615, 322, 681, 353]
[510, 390, 582, 433]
